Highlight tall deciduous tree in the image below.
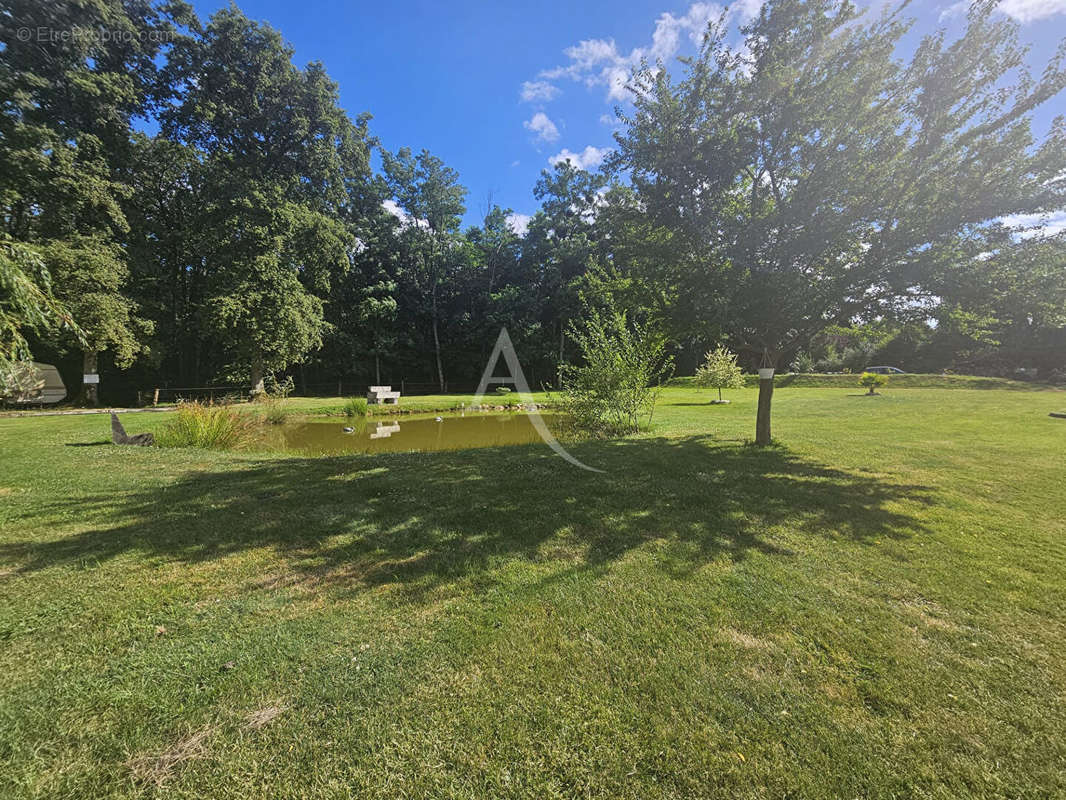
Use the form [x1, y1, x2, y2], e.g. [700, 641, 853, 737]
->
[521, 163, 607, 386]
[125, 134, 208, 386]
[325, 121, 402, 387]
[382, 148, 468, 392]
[161, 7, 357, 394]
[612, 0, 1066, 442]
[0, 0, 187, 402]
[321, 205, 404, 387]
[930, 227, 1066, 378]
[0, 237, 83, 390]
[462, 206, 541, 373]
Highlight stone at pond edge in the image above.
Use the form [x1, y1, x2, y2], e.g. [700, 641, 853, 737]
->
[111, 412, 155, 446]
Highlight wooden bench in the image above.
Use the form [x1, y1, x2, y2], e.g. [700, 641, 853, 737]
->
[366, 385, 401, 405]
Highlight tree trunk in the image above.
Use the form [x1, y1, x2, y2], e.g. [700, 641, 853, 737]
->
[250, 358, 265, 399]
[82, 350, 99, 407]
[556, 322, 565, 389]
[755, 372, 774, 445]
[431, 289, 445, 393]
[718, 386, 723, 403]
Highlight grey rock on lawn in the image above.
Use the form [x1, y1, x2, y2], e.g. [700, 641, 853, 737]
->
[111, 412, 155, 446]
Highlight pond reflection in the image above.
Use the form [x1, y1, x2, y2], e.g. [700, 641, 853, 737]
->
[255, 412, 569, 456]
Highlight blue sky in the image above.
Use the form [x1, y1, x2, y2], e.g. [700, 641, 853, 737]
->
[183, 0, 1066, 232]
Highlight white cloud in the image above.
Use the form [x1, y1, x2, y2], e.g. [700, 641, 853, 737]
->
[534, 2, 762, 103]
[602, 65, 632, 102]
[520, 80, 560, 103]
[382, 199, 428, 230]
[940, 0, 1066, 22]
[382, 199, 406, 220]
[564, 38, 621, 69]
[650, 15, 682, 60]
[652, 2, 740, 53]
[999, 0, 1066, 22]
[1001, 210, 1066, 238]
[548, 145, 611, 171]
[729, 0, 763, 22]
[938, 1, 968, 21]
[524, 111, 560, 143]
[506, 213, 532, 236]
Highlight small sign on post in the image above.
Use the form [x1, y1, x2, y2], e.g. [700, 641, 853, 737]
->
[83, 374, 100, 384]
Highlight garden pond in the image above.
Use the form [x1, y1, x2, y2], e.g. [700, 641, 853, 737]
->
[254, 411, 570, 456]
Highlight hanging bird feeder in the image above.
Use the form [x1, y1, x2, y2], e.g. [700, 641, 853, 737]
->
[758, 349, 775, 380]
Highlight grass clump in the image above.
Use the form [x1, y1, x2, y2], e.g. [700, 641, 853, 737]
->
[342, 397, 367, 418]
[156, 402, 257, 449]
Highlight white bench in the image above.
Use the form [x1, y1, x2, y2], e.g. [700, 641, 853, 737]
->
[366, 385, 401, 405]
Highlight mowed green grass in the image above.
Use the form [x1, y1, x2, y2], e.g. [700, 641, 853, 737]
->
[1, 387, 1064, 799]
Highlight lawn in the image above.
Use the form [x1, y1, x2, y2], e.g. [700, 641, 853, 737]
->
[1, 386, 1064, 798]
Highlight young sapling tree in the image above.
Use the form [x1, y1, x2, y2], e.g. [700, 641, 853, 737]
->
[859, 372, 888, 396]
[696, 346, 745, 404]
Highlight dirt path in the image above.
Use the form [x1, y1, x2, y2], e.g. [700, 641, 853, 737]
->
[0, 406, 177, 418]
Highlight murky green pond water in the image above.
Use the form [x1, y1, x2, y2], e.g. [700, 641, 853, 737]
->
[255, 412, 568, 456]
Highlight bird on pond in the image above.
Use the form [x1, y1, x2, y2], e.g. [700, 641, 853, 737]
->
[342, 426, 354, 433]
[434, 416, 443, 422]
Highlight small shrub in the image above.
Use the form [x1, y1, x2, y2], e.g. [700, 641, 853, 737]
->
[695, 345, 745, 403]
[343, 397, 367, 418]
[157, 402, 257, 449]
[792, 351, 816, 373]
[562, 309, 673, 436]
[494, 386, 512, 395]
[814, 341, 878, 373]
[859, 372, 888, 395]
[258, 397, 288, 425]
[264, 373, 295, 399]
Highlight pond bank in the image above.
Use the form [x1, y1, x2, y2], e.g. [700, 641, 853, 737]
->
[252, 411, 570, 456]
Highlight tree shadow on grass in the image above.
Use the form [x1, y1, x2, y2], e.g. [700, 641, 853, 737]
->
[1, 436, 934, 600]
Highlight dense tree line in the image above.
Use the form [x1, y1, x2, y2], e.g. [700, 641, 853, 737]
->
[2, 0, 1064, 405]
